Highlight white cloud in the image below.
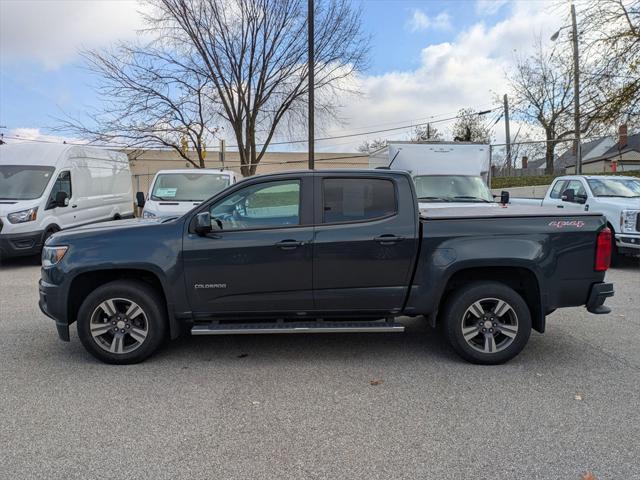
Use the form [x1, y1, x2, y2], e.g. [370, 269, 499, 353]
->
[0, 0, 147, 69]
[322, 1, 562, 151]
[475, 0, 509, 16]
[407, 9, 451, 32]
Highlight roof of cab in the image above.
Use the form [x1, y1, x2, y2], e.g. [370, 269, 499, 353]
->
[153, 168, 236, 175]
[0, 143, 127, 166]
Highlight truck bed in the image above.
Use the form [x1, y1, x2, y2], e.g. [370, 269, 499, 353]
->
[419, 204, 601, 220]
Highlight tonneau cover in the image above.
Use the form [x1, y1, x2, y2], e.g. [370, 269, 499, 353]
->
[419, 204, 602, 220]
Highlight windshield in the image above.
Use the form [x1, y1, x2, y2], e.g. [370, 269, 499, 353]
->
[0, 165, 55, 200]
[413, 175, 494, 202]
[587, 178, 640, 198]
[151, 173, 231, 202]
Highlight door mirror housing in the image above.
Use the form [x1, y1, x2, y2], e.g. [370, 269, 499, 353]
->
[500, 190, 510, 204]
[575, 194, 587, 204]
[561, 188, 575, 203]
[136, 191, 146, 209]
[194, 212, 213, 236]
[55, 191, 69, 208]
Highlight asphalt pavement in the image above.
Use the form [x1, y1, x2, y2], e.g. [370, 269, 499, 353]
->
[0, 256, 638, 480]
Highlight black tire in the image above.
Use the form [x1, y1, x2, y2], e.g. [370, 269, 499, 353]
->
[442, 281, 532, 365]
[77, 280, 167, 364]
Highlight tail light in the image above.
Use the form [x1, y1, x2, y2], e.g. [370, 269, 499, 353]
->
[595, 227, 612, 272]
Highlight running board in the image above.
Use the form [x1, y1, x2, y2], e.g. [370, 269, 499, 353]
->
[191, 321, 405, 336]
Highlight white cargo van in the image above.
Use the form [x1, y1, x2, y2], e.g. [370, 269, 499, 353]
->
[0, 143, 133, 259]
[369, 141, 498, 209]
[138, 169, 237, 219]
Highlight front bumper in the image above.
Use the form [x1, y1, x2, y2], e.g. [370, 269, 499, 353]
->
[39, 278, 70, 341]
[586, 282, 614, 315]
[0, 230, 45, 259]
[616, 233, 640, 254]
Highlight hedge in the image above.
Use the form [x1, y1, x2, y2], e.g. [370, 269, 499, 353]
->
[491, 171, 640, 189]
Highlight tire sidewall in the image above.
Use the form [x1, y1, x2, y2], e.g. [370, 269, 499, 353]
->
[443, 282, 532, 365]
[77, 280, 167, 364]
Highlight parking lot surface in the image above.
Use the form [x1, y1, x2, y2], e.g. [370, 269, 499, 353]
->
[0, 257, 639, 480]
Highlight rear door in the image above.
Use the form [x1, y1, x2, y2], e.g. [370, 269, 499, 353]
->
[312, 173, 419, 314]
[183, 174, 314, 317]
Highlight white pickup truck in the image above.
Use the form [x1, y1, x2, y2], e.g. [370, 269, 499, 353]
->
[510, 175, 640, 258]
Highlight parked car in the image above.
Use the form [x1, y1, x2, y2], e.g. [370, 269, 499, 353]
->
[39, 170, 613, 365]
[0, 143, 133, 259]
[510, 175, 640, 258]
[138, 168, 238, 219]
[369, 141, 499, 208]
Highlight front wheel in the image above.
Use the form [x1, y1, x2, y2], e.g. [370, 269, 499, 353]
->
[442, 281, 532, 365]
[77, 280, 167, 364]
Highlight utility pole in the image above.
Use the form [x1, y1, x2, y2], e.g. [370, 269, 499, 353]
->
[219, 139, 226, 168]
[571, 3, 582, 174]
[307, 0, 315, 170]
[503, 94, 512, 174]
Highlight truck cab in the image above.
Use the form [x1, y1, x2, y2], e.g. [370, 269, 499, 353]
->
[138, 169, 237, 219]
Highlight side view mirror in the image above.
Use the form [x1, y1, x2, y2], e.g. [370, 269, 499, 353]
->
[500, 190, 510, 204]
[576, 194, 587, 204]
[136, 191, 146, 209]
[194, 212, 213, 236]
[55, 191, 69, 208]
[561, 188, 575, 203]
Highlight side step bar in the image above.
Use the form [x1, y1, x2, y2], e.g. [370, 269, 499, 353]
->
[191, 320, 405, 336]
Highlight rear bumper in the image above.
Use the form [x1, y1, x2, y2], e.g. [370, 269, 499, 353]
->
[0, 230, 44, 259]
[39, 278, 70, 341]
[586, 282, 614, 315]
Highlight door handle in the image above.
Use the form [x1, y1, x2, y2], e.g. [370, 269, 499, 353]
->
[374, 234, 404, 245]
[275, 240, 305, 250]
[71, 205, 77, 208]
[556, 205, 564, 208]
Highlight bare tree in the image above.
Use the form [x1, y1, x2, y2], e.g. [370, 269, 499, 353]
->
[411, 124, 443, 141]
[451, 108, 493, 143]
[58, 45, 220, 168]
[147, 0, 369, 175]
[357, 138, 387, 153]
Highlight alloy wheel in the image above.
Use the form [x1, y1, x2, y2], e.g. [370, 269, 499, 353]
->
[460, 297, 519, 354]
[89, 298, 149, 354]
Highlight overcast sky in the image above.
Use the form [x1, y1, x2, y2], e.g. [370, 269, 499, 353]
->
[0, 0, 564, 151]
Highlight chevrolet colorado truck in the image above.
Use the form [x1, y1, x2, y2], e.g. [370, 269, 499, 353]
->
[39, 170, 614, 365]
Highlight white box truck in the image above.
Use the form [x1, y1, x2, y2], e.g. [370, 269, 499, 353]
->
[369, 141, 498, 208]
[0, 143, 133, 259]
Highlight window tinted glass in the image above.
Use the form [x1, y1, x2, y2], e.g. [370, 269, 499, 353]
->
[323, 178, 396, 223]
[50, 171, 72, 199]
[564, 180, 587, 198]
[210, 180, 300, 230]
[549, 180, 566, 199]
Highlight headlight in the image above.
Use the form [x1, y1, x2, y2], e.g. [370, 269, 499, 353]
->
[142, 210, 156, 219]
[42, 246, 69, 267]
[620, 210, 639, 233]
[7, 207, 38, 224]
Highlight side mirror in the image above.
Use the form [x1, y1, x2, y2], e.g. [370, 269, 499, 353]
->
[136, 191, 146, 209]
[576, 194, 587, 204]
[561, 188, 575, 203]
[194, 212, 212, 236]
[500, 190, 510, 204]
[55, 191, 69, 208]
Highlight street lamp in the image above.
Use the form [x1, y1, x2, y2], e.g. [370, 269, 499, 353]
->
[551, 3, 581, 174]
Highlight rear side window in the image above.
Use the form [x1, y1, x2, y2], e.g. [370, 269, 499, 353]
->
[549, 180, 566, 199]
[322, 178, 396, 223]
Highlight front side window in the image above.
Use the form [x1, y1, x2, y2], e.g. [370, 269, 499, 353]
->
[152, 173, 231, 202]
[549, 180, 566, 199]
[323, 178, 396, 223]
[209, 180, 300, 230]
[564, 180, 587, 200]
[49, 171, 72, 200]
[0, 165, 55, 200]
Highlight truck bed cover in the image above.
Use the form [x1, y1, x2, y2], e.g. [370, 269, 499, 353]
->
[419, 205, 602, 220]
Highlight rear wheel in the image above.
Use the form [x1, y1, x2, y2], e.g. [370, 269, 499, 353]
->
[442, 281, 532, 364]
[77, 280, 167, 364]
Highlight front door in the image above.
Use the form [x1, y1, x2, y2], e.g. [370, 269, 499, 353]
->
[312, 174, 419, 314]
[183, 176, 314, 317]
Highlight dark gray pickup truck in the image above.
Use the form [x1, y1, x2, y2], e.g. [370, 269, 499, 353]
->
[39, 170, 614, 365]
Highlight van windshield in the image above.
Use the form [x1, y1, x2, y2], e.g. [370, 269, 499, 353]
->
[0, 165, 55, 200]
[151, 173, 231, 202]
[414, 175, 493, 202]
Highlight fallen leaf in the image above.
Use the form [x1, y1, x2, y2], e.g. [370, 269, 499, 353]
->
[581, 472, 597, 480]
[574, 394, 583, 401]
[370, 379, 383, 386]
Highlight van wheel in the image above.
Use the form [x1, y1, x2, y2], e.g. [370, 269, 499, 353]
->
[77, 280, 167, 364]
[442, 281, 531, 365]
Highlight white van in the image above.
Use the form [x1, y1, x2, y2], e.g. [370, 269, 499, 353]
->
[0, 143, 133, 259]
[138, 169, 238, 219]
